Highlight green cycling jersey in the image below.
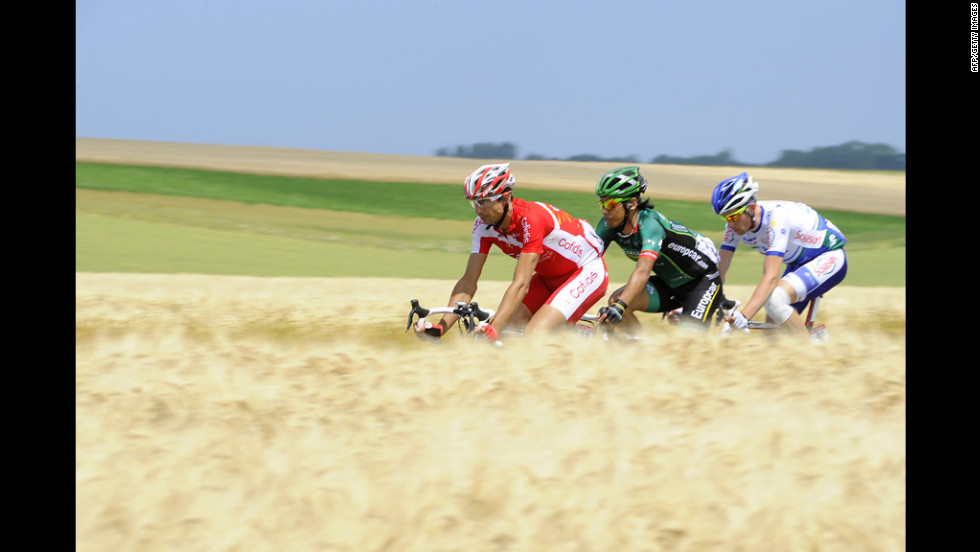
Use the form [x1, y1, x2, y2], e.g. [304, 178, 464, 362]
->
[596, 208, 719, 288]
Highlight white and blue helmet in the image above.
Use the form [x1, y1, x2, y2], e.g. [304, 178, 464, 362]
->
[711, 172, 759, 215]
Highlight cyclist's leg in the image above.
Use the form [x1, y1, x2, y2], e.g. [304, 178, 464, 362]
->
[607, 283, 648, 334]
[507, 303, 534, 329]
[509, 273, 546, 330]
[677, 275, 723, 331]
[787, 249, 847, 311]
[525, 258, 608, 335]
[523, 304, 566, 335]
[611, 276, 682, 334]
[774, 249, 847, 337]
[768, 283, 809, 337]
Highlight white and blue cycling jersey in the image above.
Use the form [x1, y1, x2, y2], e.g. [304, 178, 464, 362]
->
[720, 200, 846, 268]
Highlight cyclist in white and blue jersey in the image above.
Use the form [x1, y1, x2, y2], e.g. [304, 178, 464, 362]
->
[711, 172, 847, 338]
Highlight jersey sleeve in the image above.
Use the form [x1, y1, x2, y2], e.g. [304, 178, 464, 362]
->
[470, 217, 493, 254]
[720, 225, 738, 252]
[594, 218, 614, 251]
[637, 215, 666, 261]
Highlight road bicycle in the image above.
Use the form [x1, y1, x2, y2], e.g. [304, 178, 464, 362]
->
[719, 296, 829, 342]
[404, 299, 616, 345]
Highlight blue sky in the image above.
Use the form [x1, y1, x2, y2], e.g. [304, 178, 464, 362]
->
[75, 0, 906, 165]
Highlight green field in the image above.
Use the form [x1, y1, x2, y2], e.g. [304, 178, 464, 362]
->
[76, 163, 906, 286]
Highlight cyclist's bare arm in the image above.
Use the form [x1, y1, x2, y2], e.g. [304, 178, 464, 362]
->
[489, 252, 539, 334]
[598, 255, 654, 323]
[416, 253, 486, 337]
[717, 249, 734, 284]
[740, 254, 783, 320]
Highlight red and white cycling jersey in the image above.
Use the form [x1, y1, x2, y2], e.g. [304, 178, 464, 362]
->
[471, 198, 605, 278]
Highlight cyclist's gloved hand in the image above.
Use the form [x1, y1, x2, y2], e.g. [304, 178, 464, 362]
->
[414, 321, 443, 342]
[664, 308, 682, 326]
[476, 323, 499, 342]
[599, 300, 627, 326]
[729, 311, 749, 330]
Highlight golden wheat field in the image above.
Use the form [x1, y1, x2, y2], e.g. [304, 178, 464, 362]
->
[76, 273, 905, 552]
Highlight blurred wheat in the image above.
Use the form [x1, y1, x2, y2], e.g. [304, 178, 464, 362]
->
[76, 274, 905, 552]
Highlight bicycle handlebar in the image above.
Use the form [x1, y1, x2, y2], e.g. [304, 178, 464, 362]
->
[719, 297, 819, 334]
[405, 299, 495, 336]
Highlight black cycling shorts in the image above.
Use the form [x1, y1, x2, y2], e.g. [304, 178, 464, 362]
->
[643, 272, 725, 327]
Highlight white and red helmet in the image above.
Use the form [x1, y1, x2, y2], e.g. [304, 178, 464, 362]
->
[463, 163, 515, 200]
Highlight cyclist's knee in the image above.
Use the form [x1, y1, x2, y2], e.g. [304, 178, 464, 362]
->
[764, 286, 795, 325]
[525, 305, 567, 334]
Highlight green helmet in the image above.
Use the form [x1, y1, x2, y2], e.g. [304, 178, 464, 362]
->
[595, 166, 648, 198]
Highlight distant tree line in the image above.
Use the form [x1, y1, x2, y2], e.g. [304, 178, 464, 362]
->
[650, 148, 738, 166]
[434, 140, 905, 170]
[435, 142, 519, 160]
[765, 141, 905, 170]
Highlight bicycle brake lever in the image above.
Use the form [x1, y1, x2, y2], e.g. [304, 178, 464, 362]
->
[406, 299, 430, 332]
[469, 302, 493, 322]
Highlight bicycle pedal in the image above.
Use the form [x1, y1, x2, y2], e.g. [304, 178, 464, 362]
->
[809, 324, 828, 343]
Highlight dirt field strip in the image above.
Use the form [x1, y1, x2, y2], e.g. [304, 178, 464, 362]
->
[76, 137, 905, 216]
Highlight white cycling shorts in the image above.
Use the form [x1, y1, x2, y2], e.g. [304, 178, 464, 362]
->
[524, 257, 609, 323]
[781, 249, 847, 306]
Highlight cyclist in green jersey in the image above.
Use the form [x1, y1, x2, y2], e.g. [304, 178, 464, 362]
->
[594, 167, 726, 333]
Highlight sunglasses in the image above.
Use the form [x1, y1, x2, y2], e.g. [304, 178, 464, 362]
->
[721, 205, 747, 222]
[598, 197, 629, 210]
[469, 194, 503, 208]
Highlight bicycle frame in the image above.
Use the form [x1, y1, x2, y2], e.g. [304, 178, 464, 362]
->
[721, 295, 827, 340]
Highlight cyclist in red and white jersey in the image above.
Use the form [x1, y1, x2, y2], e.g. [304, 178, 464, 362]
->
[711, 172, 848, 339]
[414, 163, 609, 343]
